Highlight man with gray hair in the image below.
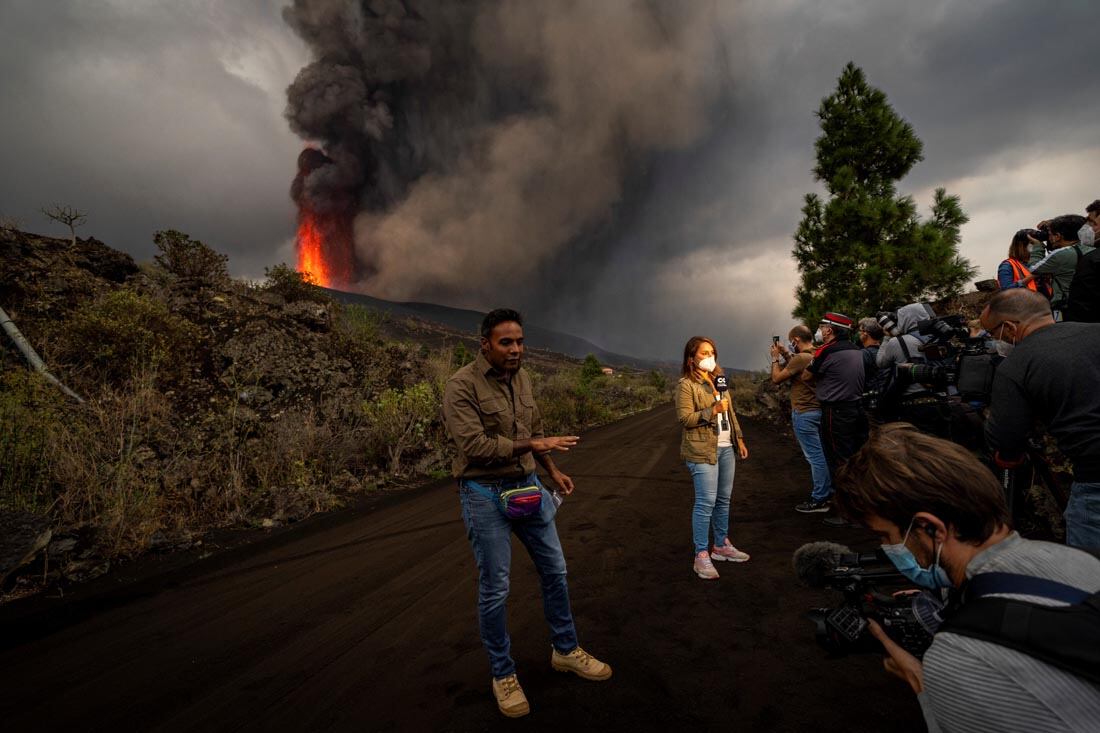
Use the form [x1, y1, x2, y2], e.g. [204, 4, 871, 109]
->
[857, 317, 883, 380]
[981, 289, 1100, 549]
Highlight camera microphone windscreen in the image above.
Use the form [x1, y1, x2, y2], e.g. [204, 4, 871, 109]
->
[793, 541, 852, 588]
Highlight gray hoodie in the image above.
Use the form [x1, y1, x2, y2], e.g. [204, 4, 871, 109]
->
[876, 303, 936, 396]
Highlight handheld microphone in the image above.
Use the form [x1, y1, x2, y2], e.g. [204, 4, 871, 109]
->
[714, 374, 730, 431]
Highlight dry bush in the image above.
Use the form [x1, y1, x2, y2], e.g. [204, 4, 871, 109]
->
[48, 370, 175, 556]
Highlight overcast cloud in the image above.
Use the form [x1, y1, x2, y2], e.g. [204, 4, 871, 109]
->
[2, 0, 1097, 369]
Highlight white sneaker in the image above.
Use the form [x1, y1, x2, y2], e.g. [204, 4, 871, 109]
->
[711, 539, 750, 562]
[694, 551, 719, 579]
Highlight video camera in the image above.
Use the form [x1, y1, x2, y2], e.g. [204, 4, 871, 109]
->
[901, 314, 998, 403]
[793, 542, 943, 658]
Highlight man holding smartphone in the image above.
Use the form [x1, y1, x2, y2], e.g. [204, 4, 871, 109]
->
[771, 326, 833, 513]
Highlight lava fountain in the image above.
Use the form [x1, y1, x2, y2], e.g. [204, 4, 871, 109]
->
[295, 209, 330, 287]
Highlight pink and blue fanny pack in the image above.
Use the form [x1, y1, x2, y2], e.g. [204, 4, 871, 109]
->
[465, 475, 544, 519]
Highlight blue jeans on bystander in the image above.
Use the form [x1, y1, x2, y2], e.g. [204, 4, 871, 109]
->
[686, 445, 735, 555]
[791, 408, 833, 503]
[459, 476, 579, 679]
[1065, 481, 1100, 550]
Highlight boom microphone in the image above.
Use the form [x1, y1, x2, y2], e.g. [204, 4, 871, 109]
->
[793, 541, 853, 588]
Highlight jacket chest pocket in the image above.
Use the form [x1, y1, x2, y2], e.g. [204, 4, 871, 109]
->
[478, 394, 512, 435]
[516, 392, 536, 438]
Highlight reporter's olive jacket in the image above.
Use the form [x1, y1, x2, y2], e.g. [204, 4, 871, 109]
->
[676, 374, 743, 464]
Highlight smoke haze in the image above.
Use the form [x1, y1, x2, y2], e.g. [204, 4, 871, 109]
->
[283, 0, 727, 300]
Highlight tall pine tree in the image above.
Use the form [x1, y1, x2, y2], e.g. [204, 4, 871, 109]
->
[792, 63, 975, 325]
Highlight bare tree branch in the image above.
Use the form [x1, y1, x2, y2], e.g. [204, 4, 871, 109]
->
[41, 204, 87, 247]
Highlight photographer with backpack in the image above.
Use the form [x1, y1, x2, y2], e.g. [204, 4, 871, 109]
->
[875, 303, 951, 438]
[834, 424, 1100, 733]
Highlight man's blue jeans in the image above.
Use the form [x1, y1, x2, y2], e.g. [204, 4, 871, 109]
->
[791, 408, 833, 503]
[686, 445, 735, 555]
[1065, 481, 1100, 550]
[459, 477, 579, 679]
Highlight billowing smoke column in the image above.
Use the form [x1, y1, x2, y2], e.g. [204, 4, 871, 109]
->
[284, 0, 723, 301]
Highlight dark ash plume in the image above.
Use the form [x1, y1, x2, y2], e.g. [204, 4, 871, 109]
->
[283, 0, 725, 301]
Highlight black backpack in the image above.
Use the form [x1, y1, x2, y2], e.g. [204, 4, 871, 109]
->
[863, 336, 927, 419]
[940, 569, 1100, 685]
[1066, 246, 1100, 323]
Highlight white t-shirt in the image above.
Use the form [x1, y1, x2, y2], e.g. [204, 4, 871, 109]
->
[715, 394, 732, 448]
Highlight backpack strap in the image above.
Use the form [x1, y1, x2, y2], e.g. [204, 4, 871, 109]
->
[966, 572, 1091, 605]
[898, 335, 914, 362]
[941, 570, 1100, 685]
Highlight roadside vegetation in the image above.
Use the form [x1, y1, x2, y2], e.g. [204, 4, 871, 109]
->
[0, 229, 670, 594]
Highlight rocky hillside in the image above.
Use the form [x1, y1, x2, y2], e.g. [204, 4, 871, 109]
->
[0, 229, 669, 600]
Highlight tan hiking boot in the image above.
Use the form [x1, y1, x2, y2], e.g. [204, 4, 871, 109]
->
[491, 674, 530, 718]
[551, 646, 613, 681]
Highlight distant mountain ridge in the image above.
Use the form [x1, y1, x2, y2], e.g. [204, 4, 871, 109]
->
[320, 288, 665, 370]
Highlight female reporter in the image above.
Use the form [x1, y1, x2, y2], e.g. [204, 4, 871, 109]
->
[997, 230, 1039, 291]
[676, 336, 750, 580]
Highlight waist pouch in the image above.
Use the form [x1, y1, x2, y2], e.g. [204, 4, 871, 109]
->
[465, 474, 543, 519]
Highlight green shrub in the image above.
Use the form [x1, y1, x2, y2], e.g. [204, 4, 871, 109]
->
[264, 262, 331, 304]
[363, 383, 436, 474]
[452, 342, 474, 368]
[61, 288, 198, 383]
[336, 303, 383, 345]
[153, 229, 228, 286]
[0, 371, 63, 514]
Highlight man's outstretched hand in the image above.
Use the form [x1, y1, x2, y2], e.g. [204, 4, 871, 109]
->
[531, 436, 579, 453]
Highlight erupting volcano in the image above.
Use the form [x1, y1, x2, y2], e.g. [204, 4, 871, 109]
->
[290, 147, 357, 290]
[295, 210, 330, 287]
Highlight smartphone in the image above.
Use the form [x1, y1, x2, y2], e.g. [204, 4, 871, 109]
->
[772, 336, 780, 344]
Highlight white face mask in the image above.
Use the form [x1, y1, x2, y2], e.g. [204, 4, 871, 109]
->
[697, 356, 716, 373]
[814, 328, 824, 344]
[1079, 224, 1096, 248]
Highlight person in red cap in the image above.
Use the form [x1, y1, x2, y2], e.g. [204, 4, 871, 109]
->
[800, 312, 868, 521]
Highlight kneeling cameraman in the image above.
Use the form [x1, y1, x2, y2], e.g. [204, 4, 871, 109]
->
[834, 424, 1100, 733]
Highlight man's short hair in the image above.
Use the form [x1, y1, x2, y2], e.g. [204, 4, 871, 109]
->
[789, 325, 813, 342]
[858, 317, 884, 341]
[986, 289, 1052, 322]
[834, 423, 1010, 542]
[480, 308, 523, 339]
[1086, 200, 1100, 216]
[1049, 214, 1087, 242]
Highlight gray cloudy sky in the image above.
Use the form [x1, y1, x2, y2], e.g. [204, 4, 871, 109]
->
[2, 0, 1097, 369]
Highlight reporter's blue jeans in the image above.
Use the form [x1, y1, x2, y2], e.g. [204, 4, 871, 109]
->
[459, 477, 579, 679]
[791, 409, 833, 503]
[686, 445, 735, 555]
[1065, 482, 1100, 550]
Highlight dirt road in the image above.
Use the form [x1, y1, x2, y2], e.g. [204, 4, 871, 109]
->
[0, 407, 922, 732]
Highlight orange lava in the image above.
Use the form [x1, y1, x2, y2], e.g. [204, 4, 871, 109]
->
[296, 211, 330, 287]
